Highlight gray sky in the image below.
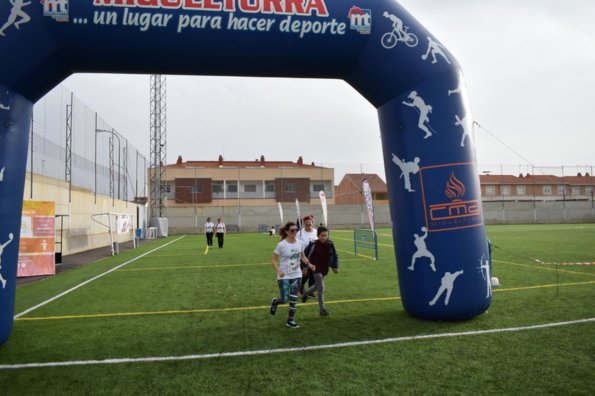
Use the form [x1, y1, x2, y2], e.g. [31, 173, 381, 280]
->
[63, 0, 595, 180]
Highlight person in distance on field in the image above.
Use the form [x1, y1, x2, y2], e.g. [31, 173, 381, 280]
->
[204, 217, 215, 247]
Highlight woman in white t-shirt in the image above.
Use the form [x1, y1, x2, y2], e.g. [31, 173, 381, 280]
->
[204, 217, 215, 247]
[269, 222, 314, 329]
[215, 218, 226, 248]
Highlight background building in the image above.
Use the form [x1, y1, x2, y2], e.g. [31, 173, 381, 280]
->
[480, 173, 594, 202]
[157, 155, 335, 208]
[335, 173, 388, 205]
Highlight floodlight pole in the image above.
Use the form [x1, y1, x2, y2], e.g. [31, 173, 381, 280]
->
[96, 128, 121, 206]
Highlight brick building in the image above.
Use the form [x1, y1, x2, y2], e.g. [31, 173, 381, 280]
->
[480, 173, 594, 201]
[158, 155, 334, 207]
[335, 173, 388, 205]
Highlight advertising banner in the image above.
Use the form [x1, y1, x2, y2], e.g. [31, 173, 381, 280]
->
[362, 178, 375, 232]
[116, 214, 132, 234]
[18, 201, 55, 277]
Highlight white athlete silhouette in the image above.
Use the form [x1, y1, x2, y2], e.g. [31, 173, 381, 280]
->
[429, 270, 464, 306]
[0, 233, 15, 289]
[421, 36, 451, 65]
[0, 0, 32, 37]
[0, 166, 5, 182]
[402, 91, 434, 139]
[454, 114, 473, 147]
[408, 226, 436, 272]
[477, 255, 492, 298]
[392, 154, 420, 192]
[448, 81, 463, 96]
[381, 11, 418, 49]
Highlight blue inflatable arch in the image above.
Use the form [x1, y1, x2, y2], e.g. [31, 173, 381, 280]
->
[0, 0, 492, 344]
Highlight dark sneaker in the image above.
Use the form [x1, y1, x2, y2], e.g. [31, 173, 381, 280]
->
[269, 298, 277, 315]
[301, 294, 308, 303]
[320, 309, 331, 316]
[286, 320, 300, 329]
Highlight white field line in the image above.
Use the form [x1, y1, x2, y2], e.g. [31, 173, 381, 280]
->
[0, 317, 592, 370]
[14, 236, 186, 319]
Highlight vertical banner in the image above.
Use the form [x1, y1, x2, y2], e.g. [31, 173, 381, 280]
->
[277, 202, 284, 224]
[319, 191, 328, 227]
[116, 215, 132, 234]
[362, 179, 376, 232]
[18, 201, 55, 277]
[295, 198, 302, 229]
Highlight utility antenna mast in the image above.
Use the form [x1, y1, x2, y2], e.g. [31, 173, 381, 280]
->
[150, 74, 167, 218]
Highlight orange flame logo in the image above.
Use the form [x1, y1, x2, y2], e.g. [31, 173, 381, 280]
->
[445, 172, 466, 199]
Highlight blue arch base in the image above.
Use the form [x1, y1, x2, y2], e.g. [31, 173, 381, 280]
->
[0, 0, 491, 344]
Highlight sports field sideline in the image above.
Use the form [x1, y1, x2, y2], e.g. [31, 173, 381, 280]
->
[1, 224, 594, 394]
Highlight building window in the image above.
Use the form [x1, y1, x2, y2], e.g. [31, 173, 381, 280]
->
[265, 182, 275, 192]
[543, 185, 552, 195]
[502, 185, 511, 195]
[516, 185, 525, 195]
[557, 185, 565, 195]
[212, 182, 223, 193]
[485, 185, 495, 196]
[192, 185, 202, 193]
[313, 184, 325, 192]
[572, 187, 580, 196]
[284, 183, 296, 193]
[244, 184, 256, 193]
[227, 182, 238, 193]
[162, 184, 171, 193]
[586, 186, 593, 196]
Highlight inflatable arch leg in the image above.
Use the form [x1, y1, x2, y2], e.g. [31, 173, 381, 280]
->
[0, 1, 492, 346]
[0, 88, 33, 344]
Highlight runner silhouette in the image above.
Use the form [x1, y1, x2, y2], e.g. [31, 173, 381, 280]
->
[0, 0, 32, 37]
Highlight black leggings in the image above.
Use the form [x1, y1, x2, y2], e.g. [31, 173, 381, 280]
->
[216, 232, 224, 248]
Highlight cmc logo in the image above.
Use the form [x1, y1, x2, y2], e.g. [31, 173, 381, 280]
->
[348, 6, 371, 35]
[420, 163, 483, 232]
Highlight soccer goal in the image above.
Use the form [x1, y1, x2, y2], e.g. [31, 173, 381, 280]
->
[353, 229, 379, 260]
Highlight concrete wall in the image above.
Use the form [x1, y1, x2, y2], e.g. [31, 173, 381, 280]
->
[24, 174, 140, 255]
[482, 201, 595, 224]
[167, 201, 595, 233]
[167, 204, 393, 234]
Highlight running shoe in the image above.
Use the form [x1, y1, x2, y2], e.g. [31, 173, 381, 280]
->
[286, 320, 300, 329]
[269, 298, 277, 315]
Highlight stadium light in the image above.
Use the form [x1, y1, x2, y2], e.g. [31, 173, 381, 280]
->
[96, 128, 122, 204]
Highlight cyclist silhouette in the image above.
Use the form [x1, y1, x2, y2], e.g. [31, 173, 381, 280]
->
[381, 11, 418, 49]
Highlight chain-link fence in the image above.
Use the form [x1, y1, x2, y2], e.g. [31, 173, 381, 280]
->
[27, 85, 148, 202]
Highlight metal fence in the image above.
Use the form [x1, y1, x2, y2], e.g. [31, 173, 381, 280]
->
[27, 85, 148, 202]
